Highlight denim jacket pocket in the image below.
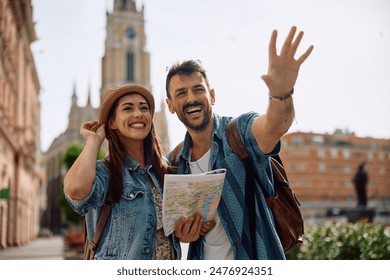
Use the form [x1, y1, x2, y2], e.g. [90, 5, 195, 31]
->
[118, 183, 145, 216]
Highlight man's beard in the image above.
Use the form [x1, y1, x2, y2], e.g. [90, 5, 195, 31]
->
[181, 111, 211, 131]
[179, 102, 212, 132]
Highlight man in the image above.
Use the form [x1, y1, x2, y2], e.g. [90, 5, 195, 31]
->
[353, 162, 369, 207]
[166, 26, 313, 260]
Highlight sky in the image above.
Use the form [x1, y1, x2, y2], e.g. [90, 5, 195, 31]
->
[31, 0, 390, 152]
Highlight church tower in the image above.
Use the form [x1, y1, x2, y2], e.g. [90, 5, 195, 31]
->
[101, 0, 150, 93]
[101, 0, 170, 153]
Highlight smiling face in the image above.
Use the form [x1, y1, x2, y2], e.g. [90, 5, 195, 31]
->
[166, 72, 215, 132]
[108, 93, 152, 144]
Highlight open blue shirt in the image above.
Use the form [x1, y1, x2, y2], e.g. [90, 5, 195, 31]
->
[65, 156, 181, 260]
[168, 112, 285, 260]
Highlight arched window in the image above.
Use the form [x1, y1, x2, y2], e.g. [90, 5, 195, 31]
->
[126, 51, 134, 82]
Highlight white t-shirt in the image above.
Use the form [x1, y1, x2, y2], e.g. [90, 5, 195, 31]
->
[189, 149, 234, 260]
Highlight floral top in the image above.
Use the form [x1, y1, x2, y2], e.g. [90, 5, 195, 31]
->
[149, 178, 175, 260]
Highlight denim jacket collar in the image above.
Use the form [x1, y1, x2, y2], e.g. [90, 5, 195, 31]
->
[125, 154, 152, 172]
[180, 113, 227, 171]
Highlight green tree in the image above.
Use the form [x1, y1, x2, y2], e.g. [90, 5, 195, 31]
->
[59, 144, 105, 225]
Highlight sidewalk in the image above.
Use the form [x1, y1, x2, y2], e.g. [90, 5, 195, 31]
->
[0, 235, 189, 260]
[0, 235, 64, 260]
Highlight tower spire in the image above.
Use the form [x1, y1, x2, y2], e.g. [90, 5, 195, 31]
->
[71, 81, 77, 105]
[86, 81, 91, 106]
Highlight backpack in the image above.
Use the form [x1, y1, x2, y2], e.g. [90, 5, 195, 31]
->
[170, 118, 304, 255]
[226, 118, 303, 254]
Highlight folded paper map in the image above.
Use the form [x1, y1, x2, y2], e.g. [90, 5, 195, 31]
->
[162, 168, 227, 236]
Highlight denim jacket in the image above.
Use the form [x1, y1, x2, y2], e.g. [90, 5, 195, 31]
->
[168, 113, 285, 260]
[65, 156, 181, 260]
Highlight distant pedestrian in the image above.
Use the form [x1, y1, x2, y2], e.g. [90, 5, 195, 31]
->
[353, 162, 368, 207]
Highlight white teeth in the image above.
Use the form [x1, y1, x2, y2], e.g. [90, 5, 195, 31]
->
[186, 106, 202, 113]
[130, 123, 145, 128]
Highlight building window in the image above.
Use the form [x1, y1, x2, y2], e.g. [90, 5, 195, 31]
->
[342, 148, 351, 159]
[312, 135, 324, 145]
[126, 51, 134, 82]
[121, 0, 127, 10]
[344, 165, 351, 173]
[292, 136, 303, 145]
[330, 148, 338, 158]
[291, 164, 299, 172]
[319, 162, 326, 172]
[317, 149, 325, 159]
[332, 164, 339, 172]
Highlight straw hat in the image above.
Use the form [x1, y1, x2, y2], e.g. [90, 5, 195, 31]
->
[98, 84, 155, 124]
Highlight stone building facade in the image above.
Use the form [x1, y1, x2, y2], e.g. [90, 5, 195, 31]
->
[279, 130, 390, 220]
[0, 0, 44, 248]
[41, 86, 98, 233]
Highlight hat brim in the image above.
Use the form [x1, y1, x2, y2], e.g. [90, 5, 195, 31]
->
[98, 84, 155, 125]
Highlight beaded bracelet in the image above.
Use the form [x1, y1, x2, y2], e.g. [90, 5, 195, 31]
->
[269, 88, 294, 101]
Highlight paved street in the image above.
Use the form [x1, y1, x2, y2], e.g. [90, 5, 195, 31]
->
[0, 235, 64, 260]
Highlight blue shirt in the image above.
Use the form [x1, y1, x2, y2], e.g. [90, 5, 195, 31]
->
[168, 113, 285, 260]
[65, 156, 181, 260]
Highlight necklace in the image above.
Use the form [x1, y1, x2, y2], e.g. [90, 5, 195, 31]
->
[195, 159, 206, 173]
[190, 149, 211, 174]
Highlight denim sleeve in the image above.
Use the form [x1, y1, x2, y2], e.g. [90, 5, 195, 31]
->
[65, 160, 110, 215]
[236, 112, 281, 159]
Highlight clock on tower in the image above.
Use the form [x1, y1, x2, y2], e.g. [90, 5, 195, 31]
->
[125, 27, 137, 39]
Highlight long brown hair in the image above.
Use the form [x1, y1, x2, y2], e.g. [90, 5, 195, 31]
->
[104, 96, 172, 202]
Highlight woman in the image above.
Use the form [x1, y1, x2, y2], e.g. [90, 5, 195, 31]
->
[64, 84, 184, 259]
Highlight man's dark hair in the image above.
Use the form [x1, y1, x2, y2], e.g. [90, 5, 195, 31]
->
[165, 60, 211, 98]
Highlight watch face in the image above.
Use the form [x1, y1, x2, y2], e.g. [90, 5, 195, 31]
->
[126, 27, 136, 39]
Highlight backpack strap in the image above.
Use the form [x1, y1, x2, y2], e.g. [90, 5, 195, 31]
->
[84, 193, 113, 260]
[226, 118, 248, 160]
[170, 141, 184, 167]
[270, 156, 289, 185]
